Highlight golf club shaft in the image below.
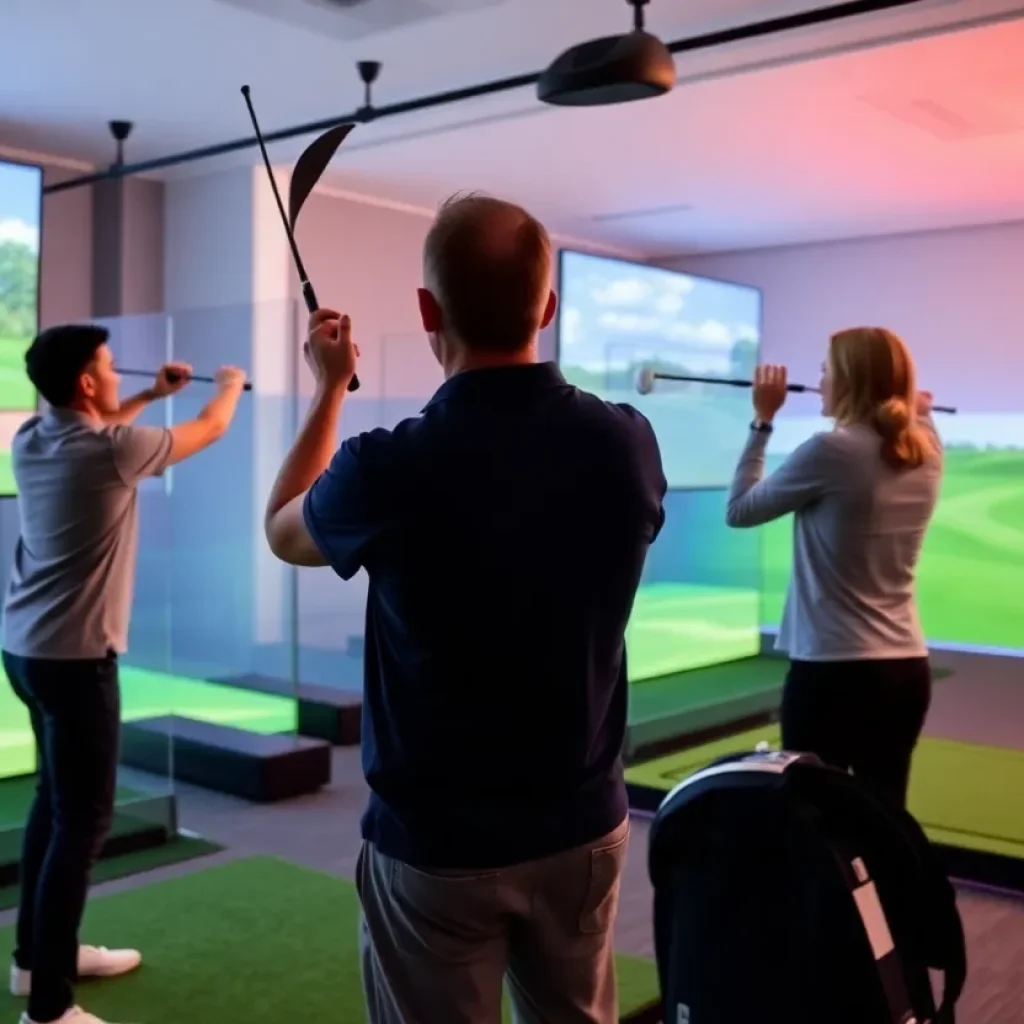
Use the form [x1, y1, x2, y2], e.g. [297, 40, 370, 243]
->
[120, 368, 253, 392]
[241, 86, 312, 290]
[650, 372, 957, 415]
[240, 86, 360, 393]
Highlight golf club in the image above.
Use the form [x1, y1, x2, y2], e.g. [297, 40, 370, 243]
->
[120, 368, 253, 392]
[240, 85, 360, 392]
[635, 367, 957, 415]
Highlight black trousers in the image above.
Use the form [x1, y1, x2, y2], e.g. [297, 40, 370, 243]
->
[780, 657, 932, 810]
[3, 650, 120, 1024]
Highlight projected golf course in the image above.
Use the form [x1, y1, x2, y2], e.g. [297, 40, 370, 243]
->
[760, 445, 1024, 650]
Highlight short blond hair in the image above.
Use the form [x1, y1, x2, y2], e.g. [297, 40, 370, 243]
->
[828, 326, 938, 470]
[423, 193, 552, 353]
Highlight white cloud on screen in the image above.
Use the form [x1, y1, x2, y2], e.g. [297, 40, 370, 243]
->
[593, 279, 651, 306]
[0, 218, 39, 252]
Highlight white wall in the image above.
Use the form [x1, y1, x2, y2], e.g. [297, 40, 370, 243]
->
[39, 165, 93, 327]
[163, 167, 256, 312]
[668, 221, 1024, 431]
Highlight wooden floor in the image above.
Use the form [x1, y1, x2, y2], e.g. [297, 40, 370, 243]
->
[0, 746, 1017, 1023]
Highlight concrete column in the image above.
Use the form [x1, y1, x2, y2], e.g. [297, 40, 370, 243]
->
[91, 175, 164, 319]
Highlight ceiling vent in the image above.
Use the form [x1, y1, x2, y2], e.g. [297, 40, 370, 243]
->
[214, 0, 505, 40]
[591, 202, 692, 224]
[859, 89, 1024, 141]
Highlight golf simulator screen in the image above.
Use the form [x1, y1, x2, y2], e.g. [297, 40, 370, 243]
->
[0, 159, 42, 497]
[557, 250, 764, 682]
[557, 249, 762, 490]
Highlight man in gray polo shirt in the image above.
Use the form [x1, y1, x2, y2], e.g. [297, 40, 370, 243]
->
[2, 324, 247, 1024]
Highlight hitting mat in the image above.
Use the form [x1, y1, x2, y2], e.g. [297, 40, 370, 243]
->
[626, 655, 954, 757]
[626, 724, 1024, 861]
[0, 857, 660, 1023]
[0, 834, 222, 913]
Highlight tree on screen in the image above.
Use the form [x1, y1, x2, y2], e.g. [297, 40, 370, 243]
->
[730, 336, 758, 379]
[0, 240, 38, 341]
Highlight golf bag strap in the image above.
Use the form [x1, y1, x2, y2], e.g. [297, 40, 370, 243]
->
[825, 842, 921, 1024]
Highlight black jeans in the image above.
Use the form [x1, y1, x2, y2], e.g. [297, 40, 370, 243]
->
[3, 650, 120, 1024]
[781, 657, 932, 810]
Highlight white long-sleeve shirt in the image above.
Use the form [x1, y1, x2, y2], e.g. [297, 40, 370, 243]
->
[726, 418, 942, 661]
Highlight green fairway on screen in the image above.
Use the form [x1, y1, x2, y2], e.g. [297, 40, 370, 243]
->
[0, 158, 43, 498]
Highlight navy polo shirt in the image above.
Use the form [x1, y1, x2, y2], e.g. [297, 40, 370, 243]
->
[303, 362, 666, 869]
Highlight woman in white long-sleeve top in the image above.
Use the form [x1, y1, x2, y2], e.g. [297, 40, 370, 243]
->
[726, 326, 943, 809]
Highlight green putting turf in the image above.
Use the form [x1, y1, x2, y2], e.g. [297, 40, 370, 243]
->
[0, 856, 660, 1023]
[0, 668, 297, 779]
[0, 776, 149, 831]
[626, 725, 1024, 860]
[761, 448, 1024, 649]
[627, 582, 759, 683]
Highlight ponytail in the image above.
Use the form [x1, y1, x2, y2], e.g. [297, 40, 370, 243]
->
[872, 398, 936, 470]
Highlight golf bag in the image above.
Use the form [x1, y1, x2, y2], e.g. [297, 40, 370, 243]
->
[649, 750, 966, 1024]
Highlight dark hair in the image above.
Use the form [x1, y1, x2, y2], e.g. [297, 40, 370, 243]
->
[423, 193, 552, 353]
[25, 323, 109, 408]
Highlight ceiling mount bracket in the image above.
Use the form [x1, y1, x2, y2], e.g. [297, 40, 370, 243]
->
[357, 61, 382, 122]
[108, 120, 133, 169]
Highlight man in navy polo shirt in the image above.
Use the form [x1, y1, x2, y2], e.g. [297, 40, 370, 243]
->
[265, 194, 666, 1024]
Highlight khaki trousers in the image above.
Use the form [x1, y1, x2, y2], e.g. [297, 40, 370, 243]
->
[356, 816, 630, 1024]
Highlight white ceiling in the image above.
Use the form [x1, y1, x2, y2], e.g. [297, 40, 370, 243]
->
[4, 0, 1024, 254]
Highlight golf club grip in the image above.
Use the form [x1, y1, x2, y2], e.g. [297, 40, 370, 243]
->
[301, 282, 361, 394]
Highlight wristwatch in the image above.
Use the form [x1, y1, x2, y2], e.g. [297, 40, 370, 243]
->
[751, 419, 773, 434]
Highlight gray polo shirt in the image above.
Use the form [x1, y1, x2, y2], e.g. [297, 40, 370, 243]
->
[2, 409, 172, 660]
[726, 418, 942, 662]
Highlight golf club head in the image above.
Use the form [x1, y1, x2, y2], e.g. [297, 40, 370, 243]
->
[289, 123, 357, 229]
[635, 366, 656, 396]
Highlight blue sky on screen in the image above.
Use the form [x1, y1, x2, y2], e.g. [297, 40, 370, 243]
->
[558, 250, 761, 375]
[0, 161, 43, 253]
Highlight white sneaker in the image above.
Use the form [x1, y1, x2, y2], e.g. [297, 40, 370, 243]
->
[10, 946, 142, 997]
[19, 1006, 115, 1023]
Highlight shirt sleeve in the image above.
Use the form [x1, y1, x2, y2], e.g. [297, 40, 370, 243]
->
[617, 403, 668, 542]
[302, 428, 395, 581]
[725, 429, 833, 528]
[110, 425, 173, 486]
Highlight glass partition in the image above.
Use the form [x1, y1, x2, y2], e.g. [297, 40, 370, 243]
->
[162, 300, 299, 736]
[99, 313, 175, 842]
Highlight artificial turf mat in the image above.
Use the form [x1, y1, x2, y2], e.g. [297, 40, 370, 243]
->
[626, 724, 1024, 860]
[628, 655, 785, 724]
[0, 856, 660, 1023]
[0, 777, 146, 832]
[625, 656, 951, 756]
[0, 834, 223, 912]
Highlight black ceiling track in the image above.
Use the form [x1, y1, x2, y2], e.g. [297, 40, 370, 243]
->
[44, 0, 928, 196]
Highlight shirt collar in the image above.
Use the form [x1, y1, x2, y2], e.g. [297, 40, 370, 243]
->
[423, 361, 568, 411]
